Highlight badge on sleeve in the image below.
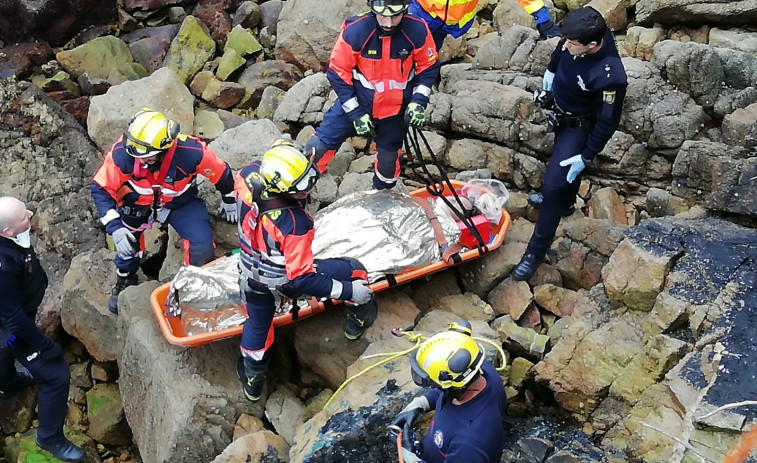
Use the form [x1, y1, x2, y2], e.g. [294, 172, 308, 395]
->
[603, 90, 616, 105]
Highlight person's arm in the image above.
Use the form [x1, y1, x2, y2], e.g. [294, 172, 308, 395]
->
[422, 388, 442, 411]
[326, 21, 361, 117]
[581, 69, 628, 162]
[0, 267, 52, 353]
[409, 19, 440, 108]
[195, 138, 234, 195]
[91, 145, 132, 234]
[273, 212, 358, 302]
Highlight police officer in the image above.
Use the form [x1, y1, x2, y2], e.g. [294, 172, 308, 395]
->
[390, 321, 507, 463]
[0, 197, 85, 462]
[234, 141, 376, 401]
[512, 7, 627, 281]
[304, 0, 440, 190]
[91, 108, 236, 313]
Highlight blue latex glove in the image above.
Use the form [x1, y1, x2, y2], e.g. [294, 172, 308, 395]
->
[559, 155, 586, 183]
[543, 70, 555, 91]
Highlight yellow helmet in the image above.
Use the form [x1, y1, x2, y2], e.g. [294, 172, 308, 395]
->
[260, 140, 319, 196]
[123, 108, 180, 158]
[410, 330, 484, 389]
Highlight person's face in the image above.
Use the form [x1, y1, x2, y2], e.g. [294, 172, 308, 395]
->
[2, 203, 33, 238]
[564, 39, 597, 56]
[376, 12, 404, 33]
[140, 154, 160, 165]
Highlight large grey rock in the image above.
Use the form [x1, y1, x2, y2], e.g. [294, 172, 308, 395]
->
[87, 67, 195, 151]
[237, 60, 303, 110]
[444, 80, 550, 157]
[710, 27, 757, 55]
[207, 118, 284, 171]
[670, 140, 748, 199]
[636, 0, 757, 27]
[274, 72, 334, 126]
[274, 0, 365, 71]
[652, 40, 724, 109]
[620, 57, 710, 152]
[120, 313, 259, 463]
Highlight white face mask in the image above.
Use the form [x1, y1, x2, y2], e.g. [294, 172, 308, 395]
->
[9, 227, 32, 248]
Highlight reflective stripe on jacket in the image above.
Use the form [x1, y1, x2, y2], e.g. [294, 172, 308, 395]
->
[327, 13, 439, 120]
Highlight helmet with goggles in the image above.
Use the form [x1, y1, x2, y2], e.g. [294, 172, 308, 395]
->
[260, 140, 320, 197]
[368, 0, 410, 16]
[410, 329, 484, 390]
[123, 108, 180, 159]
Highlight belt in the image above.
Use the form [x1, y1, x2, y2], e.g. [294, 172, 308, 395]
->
[552, 112, 594, 129]
[119, 205, 151, 218]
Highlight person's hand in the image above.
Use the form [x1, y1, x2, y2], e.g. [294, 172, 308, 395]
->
[543, 70, 555, 91]
[532, 89, 554, 110]
[218, 202, 237, 224]
[352, 113, 375, 136]
[559, 155, 586, 183]
[404, 103, 426, 127]
[391, 396, 429, 429]
[350, 280, 373, 305]
[401, 423, 423, 462]
[112, 227, 136, 256]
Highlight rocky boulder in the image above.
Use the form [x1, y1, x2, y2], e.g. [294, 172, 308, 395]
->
[87, 67, 195, 151]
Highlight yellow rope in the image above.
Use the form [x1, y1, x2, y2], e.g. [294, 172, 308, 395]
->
[321, 329, 507, 411]
[322, 331, 425, 411]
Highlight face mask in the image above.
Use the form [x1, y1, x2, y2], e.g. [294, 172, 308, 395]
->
[9, 227, 32, 248]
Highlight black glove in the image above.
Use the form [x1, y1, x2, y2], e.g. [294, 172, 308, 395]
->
[391, 396, 429, 429]
[401, 421, 423, 461]
[533, 88, 555, 110]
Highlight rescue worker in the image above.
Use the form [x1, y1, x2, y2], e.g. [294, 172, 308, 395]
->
[512, 7, 627, 281]
[235, 141, 377, 401]
[518, 0, 561, 39]
[304, 0, 440, 190]
[407, 0, 479, 51]
[0, 197, 85, 462]
[408, 0, 559, 52]
[91, 108, 236, 314]
[391, 321, 507, 463]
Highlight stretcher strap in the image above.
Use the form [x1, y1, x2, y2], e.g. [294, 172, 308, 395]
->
[411, 196, 463, 264]
[404, 127, 488, 252]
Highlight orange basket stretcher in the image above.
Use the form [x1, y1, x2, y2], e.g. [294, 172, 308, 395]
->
[150, 180, 512, 347]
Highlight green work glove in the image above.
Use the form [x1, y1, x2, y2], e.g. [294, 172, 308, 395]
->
[404, 102, 426, 127]
[352, 113, 375, 136]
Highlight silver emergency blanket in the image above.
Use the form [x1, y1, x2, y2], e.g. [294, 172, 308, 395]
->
[312, 189, 460, 282]
[165, 255, 247, 336]
[166, 189, 460, 335]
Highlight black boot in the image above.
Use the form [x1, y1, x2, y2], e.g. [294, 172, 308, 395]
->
[527, 192, 575, 217]
[236, 356, 268, 402]
[108, 272, 137, 314]
[512, 253, 543, 282]
[35, 436, 85, 462]
[344, 298, 378, 340]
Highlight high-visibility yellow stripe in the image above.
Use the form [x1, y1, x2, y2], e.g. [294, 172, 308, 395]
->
[517, 0, 546, 14]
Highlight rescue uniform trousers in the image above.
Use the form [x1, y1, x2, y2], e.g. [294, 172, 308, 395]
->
[315, 102, 406, 190]
[240, 258, 365, 369]
[526, 126, 587, 257]
[115, 197, 214, 274]
[3, 334, 70, 444]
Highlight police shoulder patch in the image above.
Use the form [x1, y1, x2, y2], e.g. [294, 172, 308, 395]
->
[603, 90, 616, 105]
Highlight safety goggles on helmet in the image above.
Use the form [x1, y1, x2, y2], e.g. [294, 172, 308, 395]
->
[410, 330, 485, 390]
[260, 141, 320, 196]
[369, 0, 409, 16]
[123, 108, 179, 159]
